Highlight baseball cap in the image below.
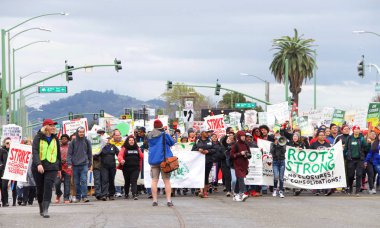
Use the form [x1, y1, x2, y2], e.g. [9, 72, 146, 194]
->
[42, 119, 57, 126]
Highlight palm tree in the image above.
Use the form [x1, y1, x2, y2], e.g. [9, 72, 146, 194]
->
[269, 29, 316, 106]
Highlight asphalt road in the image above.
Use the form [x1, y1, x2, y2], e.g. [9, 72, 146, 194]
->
[0, 190, 379, 228]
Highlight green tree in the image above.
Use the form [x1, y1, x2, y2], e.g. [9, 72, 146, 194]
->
[162, 83, 209, 120]
[269, 29, 316, 106]
[218, 92, 247, 108]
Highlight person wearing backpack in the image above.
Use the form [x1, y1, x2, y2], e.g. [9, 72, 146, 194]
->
[118, 135, 143, 200]
[67, 127, 92, 203]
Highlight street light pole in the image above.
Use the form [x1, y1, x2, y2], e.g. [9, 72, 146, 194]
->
[1, 12, 67, 122]
[10, 40, 50, 123]
[240, 73, 270, 110]
[285, 58, 289, 103]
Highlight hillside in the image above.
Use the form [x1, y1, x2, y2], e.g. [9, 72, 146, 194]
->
[27, 90, 166, 121]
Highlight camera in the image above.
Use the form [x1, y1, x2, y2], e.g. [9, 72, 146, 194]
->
[245, 151, 252, 159]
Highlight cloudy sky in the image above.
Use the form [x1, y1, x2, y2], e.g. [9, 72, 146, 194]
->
[1, 0, 379, 112]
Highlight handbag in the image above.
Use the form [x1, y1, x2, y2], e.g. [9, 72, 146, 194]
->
[160, 132, 179, 173]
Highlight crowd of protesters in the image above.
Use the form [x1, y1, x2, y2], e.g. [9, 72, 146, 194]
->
[1, 117, 379, 218]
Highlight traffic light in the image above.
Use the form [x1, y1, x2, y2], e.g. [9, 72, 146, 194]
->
[68, 112, 73, 120]
[100, 110, 104, 118]
[114, 58, 122, 72]
[167, 81, 173, 90]
[215, 83, 221, 96]
[358, 59, 365, 78]
[65, 64, 74, 82]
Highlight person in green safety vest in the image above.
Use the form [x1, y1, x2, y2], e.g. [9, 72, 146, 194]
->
[32, 119, 62, 218]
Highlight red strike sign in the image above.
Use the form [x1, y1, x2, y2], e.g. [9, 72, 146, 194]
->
[206, 117, 224, 130]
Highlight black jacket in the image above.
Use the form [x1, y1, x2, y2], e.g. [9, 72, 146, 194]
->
[270, 143, 286, 161]
[212, 141, 224, 162]
[32, 131, 62, 171]
[99, 143, 119, 168]
[192, 138, 216, 164]
[0, 146, 9, 174]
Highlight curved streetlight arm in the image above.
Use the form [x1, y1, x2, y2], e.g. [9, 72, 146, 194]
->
[10, 27, 51, 40]
[6, 12, 67, 32]
[240, 73, 267, 83]
[353, 30, 380, 37]
[20, 70, 49, 80]
[14, 40, 50, 52]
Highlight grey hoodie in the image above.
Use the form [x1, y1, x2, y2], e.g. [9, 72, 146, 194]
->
[67, 128, 92, 167]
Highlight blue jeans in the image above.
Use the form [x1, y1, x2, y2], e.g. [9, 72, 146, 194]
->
[273, 160, 285, 192]
[230, 168, 237, 194]
[73, 164, 88, 199]
[374, 164, 380, 182]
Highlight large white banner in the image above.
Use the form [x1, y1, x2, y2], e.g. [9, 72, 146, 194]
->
[144, 144, 205, 188]
[252, 139, 347, 189]
[284, 141, 346, 189]
[245, 148, 263, 185]
[2, 143, 32, 182]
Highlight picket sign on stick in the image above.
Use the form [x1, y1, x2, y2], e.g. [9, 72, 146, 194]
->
[2, 143, 32, 182]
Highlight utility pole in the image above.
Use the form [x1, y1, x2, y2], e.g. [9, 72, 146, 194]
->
[143, 105, 146, 127]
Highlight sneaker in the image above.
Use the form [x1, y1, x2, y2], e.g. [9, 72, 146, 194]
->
[279, 191, 285, 198]
[234, 195, 242, 202]
[325, 190, 333, 196]
[294, 190, 301, 196]
[108, 196, 115, 201]
[55, 195, 61, 204]
[356, 193, 360, 197]
[152, 201, 158, 206]
[115, 192, 122, 198]
[371, 189, 377, 194]
[198, 192, 204, 198]
[167, 201, 174, 207]
[226, 192, 231, 197]
[101, 197, 107, 201]
[72, 198, 80, 203]
[64, 200, 70, 204]
[82, 198, 90, 203]
[272, 189, 277, 197]
[241, 194, 249, 202]
[133, 195, 138, 200]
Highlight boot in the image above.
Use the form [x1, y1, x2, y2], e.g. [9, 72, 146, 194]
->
[38, 203, 43, 216]
[42, 201, 50, 218]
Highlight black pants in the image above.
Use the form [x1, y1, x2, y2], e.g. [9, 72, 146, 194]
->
[122, 166, 140, 196]
[347, 159, 363, 193]
[1, 180, 17, 205]
[23, 186, 36, 204]
[364, 162, 374, 190]
[221, 160, 231, 192]
[205, 162, 213, 185]
[32, 168, 57, 203]
[100, 166, 116, 197]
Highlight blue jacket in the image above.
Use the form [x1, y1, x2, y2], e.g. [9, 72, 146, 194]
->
[365, 145, 380, 166]
[147, 129, 175, 165]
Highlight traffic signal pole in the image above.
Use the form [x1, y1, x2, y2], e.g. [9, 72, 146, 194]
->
[174, 84, 271, 105]
[11, 63, 120, 95]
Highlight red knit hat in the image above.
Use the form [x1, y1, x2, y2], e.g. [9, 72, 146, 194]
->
[154, 119, 163, 129]
[352, 125, 360, 131]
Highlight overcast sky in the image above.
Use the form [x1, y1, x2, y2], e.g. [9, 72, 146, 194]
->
[1, 0, 379, 112]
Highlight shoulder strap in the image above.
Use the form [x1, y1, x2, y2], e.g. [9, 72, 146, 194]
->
[162, 132, 166, 160]
[235, 143, 239, 153]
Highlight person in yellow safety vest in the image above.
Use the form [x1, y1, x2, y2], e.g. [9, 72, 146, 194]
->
[32, 119, 62, 218]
